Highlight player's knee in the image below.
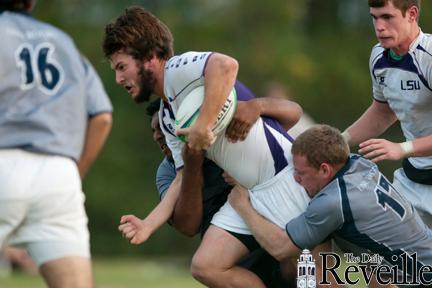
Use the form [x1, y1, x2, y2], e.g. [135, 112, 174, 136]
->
[190, 252, 217, 283]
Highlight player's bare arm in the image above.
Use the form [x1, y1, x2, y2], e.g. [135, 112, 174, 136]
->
[228, 184, 300, 261]
[177, 53, 238, 151]
[344, 100, 397, 146]
[171, 145, 205, 236]
[77, 112, 113, 179]
[119, 170, 183, 244]
[226, 97, 303, 142]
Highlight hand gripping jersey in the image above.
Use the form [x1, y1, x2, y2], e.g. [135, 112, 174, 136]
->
[286, 155, 432, 279]
[159, 51, 294, 188]
[0, 10, 112, 161]
[370, 31, 432, 170]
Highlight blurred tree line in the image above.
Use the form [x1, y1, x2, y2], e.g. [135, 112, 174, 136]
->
[31, 0, 431, 257]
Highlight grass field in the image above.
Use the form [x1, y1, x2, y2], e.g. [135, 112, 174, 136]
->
[0, 257, 204, 288]
[0, 256, 368, 288]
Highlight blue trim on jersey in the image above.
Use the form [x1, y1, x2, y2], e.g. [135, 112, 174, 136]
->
[262, 117, 294, 142]
[235, 80, 290, 173]
[371, 49, 384, 66]
[373, 50, 432, 92]
[161, 101, 176, 137]
[417, 44, 432, 58]
[234, 81, 255, 101]
[373, 50, 417, 74]
[337, 161, 428, 280]
[235, 80, 292, 141]
[202, 52, 213, 76]
[263, 122, 288, 174]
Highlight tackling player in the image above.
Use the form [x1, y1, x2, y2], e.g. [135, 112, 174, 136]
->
[102, 6, 323, 287]
[230, 125, 432, 286]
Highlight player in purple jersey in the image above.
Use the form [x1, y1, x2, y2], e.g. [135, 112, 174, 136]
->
[102, 6, 326, 287]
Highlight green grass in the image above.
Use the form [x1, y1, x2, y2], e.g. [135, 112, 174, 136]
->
[0, 255, 371, 287]
[0, 257, 204, 288]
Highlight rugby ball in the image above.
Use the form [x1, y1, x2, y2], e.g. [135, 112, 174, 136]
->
[175, 86, 237, 142]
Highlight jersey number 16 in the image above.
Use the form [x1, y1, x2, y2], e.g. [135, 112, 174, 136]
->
[15, 42, 64, 95]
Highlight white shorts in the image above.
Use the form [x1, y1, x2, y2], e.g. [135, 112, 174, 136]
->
[0, 149, 90, 266]
[211, 165, 310, 235]
[393, 168, 432, 228]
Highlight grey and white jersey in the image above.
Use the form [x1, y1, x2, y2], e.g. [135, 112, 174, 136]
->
[286, 154, 432, 270]
[370, 31, 432, 169]
[0, 10, 112, 161]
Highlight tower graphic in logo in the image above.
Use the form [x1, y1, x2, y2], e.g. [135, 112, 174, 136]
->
[297, 249, 316, 288]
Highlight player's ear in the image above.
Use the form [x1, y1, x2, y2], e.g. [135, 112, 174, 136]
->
[319, 163, 333, 179]
[407, 5, 419, 22]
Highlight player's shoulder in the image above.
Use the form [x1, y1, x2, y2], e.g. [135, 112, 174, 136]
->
[415, 32, 432, 57]
[309, 183, 342, 214]
[1, 11, 76, 46]
[370, 43, 385, 64]
[165, 51, 212, 71]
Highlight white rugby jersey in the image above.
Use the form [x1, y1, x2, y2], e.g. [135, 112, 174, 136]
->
[159, 51, 294, 188]
[370, 31, 432, 169]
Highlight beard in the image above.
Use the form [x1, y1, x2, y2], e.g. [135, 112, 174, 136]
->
[134, 65, 156, 103]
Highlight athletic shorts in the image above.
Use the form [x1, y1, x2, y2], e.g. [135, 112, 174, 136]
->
[0, 149, 90, 266]
[393, 168, 432, 228]
[211, 165, 310, 235]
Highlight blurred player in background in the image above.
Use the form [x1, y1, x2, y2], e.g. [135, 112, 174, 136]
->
[0, 0, 113, 287]
[342, 0, 432, 227]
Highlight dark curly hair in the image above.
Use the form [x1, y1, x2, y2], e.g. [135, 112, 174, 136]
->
[146, 98, 161, 118]
[102, 6, 174, 61]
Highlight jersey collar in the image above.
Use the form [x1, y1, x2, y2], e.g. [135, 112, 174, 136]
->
[408, 29, 424, 53]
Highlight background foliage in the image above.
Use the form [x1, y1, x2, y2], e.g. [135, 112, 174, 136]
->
[31, 0, 432, 256]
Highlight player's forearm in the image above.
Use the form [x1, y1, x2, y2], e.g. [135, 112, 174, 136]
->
[172, 163, 204, 236]
[144, 172, 183, 234]
[236, 205, 298, 261]
[198, 53, 238, 129]
[254, 97, 302, 131]
[77, 112, 112, 179]
[345, 101, 397, 145]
